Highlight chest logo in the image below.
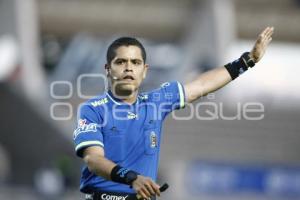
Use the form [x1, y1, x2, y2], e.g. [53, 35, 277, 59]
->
[127, 111, 138, 119]
[150, 131, 157, 148]
[91, 98, 108, 107]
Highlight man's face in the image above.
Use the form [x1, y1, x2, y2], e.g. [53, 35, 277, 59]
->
[107, 45, 148, 97]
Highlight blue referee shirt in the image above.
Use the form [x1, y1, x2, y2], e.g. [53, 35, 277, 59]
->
[73, 81, 186, 193]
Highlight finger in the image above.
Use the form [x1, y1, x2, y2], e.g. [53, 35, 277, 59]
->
[263, 31, 271, 40]
[153, 184, 161, 196]
[256, 31, 265, 43]
[151, 183, 160, 196]
[141, 186, 151, 198]
[268, 26, 274, 33]
[260, 27, 270, 37]
[262, 35, 270, 44]
[263, 33, 273, 44]
[136, 194, 142, 200]
[136, 192, 149, 200]
[264, 27, 274, 37]
[266, 27, 274, 38]
[263, 27, 273, 38]
[262, 30, 273, 43]
[266, 37, 272, 44]
[149, 182, 161, 196]
[138, 190, 148, 200]
[145, 183, 155, 196]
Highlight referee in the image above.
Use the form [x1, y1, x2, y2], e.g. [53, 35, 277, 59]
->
[73, 27, 274, 200]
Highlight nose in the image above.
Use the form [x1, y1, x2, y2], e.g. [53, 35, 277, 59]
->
[124, 62, 133, 72]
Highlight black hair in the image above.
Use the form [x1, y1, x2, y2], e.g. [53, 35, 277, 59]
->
[106, 37, 146, 65]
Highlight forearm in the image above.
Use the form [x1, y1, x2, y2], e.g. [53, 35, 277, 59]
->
[83, 146, 139, 186]
[85, 152, 160, 198]
[83, 150, 116, 180]
[185, 66, 232, 102]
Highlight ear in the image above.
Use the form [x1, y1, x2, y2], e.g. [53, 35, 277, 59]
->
[105, 64, 110, 77]
[142, 64, 149, 79]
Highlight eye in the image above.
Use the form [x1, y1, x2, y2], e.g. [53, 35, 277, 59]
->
[115, 59, 125, 65]
[132, 60, 142, 65]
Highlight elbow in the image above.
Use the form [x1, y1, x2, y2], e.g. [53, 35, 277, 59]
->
[83, 154, 101, 173]
[187, 94, 198, 103]
[185, 81, 208, 103]
[187, 89, 207, 103]
[83, 154, 95, 172]
[82, 146, 105, 173]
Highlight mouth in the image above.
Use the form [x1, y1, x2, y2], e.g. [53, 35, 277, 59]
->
[122, 75, 135, 81]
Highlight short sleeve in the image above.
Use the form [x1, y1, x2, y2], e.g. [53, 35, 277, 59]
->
[73, 104, 104, 158]
[155, 81, 186, 119]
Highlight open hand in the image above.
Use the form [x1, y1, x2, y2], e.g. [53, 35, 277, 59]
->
[250, 26, 274, 63]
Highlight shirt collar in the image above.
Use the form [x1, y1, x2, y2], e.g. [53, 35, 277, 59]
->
[106, 90, 139, 106]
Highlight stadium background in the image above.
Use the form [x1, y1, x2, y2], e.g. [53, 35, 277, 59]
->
[1, 0, 300, 199]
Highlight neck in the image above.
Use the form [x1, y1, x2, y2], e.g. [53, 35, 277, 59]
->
[122, 91, 138, 104]
[110, 88, 138, 104]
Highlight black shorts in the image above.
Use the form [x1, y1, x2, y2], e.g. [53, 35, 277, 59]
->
[85, 191, 156, 200]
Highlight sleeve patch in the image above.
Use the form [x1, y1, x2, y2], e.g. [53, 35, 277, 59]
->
[73, 119, 98, 139]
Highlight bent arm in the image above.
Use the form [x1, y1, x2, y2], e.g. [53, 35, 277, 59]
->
[82, 146, 161, 199]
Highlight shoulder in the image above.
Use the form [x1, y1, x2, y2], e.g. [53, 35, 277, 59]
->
[146, 81, 181, 95]
[78, 93, 109, 116]
[83, 93, 109, 108]
[139, 81, 179, 102]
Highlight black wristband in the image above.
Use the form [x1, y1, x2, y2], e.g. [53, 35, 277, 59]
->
[110, 165, 138, 186]
[241, 52, 255, 68]
[224, 52, 255, 80]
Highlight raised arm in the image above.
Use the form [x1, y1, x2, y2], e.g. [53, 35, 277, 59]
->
[184, 26, 274, 103]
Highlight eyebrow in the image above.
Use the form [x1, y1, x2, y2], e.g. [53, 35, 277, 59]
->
[114, 58, 143, 62]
